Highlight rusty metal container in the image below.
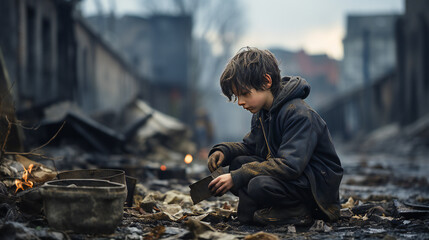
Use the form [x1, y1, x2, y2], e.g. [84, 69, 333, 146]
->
[40, 179, 127, 234]
[56, 169, 135, 206]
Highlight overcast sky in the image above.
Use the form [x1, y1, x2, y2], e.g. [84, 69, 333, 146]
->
[81, 0, 404, 60]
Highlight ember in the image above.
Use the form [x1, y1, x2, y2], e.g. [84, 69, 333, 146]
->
[160, 165, 167, 171]
[184, 154, 193, 164]
[15, 164, 34, 193]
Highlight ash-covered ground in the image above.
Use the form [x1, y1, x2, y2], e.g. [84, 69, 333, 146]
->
[2, 145, 428, 240]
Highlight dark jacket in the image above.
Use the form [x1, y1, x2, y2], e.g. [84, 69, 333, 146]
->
[209, 76, 343, 221]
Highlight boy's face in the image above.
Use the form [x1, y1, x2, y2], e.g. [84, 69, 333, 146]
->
[233, 75, 274, 114]
[235, 88, 272, 114]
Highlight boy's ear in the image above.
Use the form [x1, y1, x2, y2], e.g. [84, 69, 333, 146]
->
[263, 74, 272, 90]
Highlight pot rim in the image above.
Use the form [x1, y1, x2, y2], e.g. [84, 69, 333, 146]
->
[57, 169, 125, 179]
[42, 179, 126, 190]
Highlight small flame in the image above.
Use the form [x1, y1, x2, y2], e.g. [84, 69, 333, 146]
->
[15, 164, 34, 193]
[184, 154, 193, 164]
[160, 165, 167, 171]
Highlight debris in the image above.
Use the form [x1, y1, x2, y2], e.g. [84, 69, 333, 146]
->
[143, 225, 165, 240]
[186, 218, 216, 237]
[351, 214, 369, 221]
[287, 225, 297, 233]
[47, 110, 124, 154]
[0, 203, 21, 222]
[394, 200, 429, 218]
[0, 157, 24, 179]
[158, 203, 184, 221]
[367, 206, 388, 217]
[31, 99, 197, 172]
[117, 100, 196, 156]
[382, 234, 397, 240]
[352, 203, 379, 215]
[164, 190, 193, 205]
[403, 200, 429, 210]
[0, 221, 67, 240]
[340, 208, 353, 218]
[244, 231, 280, 240]
[309, 220, 333, 232]
[367, 228, 386, 234]
[198, 231, 238, 240]
[15, 155, 56, 183]
[140, 193, 160, 212]
[341, 197, 355, 209]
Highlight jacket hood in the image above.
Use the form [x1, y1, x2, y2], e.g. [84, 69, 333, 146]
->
[269, 76, 310, 113]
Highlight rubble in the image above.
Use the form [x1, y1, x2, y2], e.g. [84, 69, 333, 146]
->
[309, 220, 333, 232]
[244, 231, 280, 240]
[27, 99, 197, 172]
[1, 162, 429, 239]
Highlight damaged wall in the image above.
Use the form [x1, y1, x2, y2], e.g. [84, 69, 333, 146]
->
[319, 0, 429, 140]
[396, 0, 429, 126]
[74, 20, 139, 113]
[0, 0, 141, 117]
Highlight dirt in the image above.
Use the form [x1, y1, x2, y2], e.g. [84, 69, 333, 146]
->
[1, 150, 429, 239]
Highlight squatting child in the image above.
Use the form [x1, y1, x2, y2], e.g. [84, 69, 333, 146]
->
[207, 47, 343, 225]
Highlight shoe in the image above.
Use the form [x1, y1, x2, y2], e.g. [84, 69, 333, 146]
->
[253, 204, 313, 226]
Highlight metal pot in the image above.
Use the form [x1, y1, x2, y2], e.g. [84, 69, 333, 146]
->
[57, 169, 136, 207]
[57, 169, 126, 185]
[40, 179, 127, 234]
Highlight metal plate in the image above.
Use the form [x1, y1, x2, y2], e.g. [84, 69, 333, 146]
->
[189, 168, 224, 204]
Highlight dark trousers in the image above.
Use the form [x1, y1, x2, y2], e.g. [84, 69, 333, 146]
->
[229, 155, 317, 223]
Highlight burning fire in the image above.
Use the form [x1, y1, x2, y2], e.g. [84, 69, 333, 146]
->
[160, 165, 167, 171]
[184, 154, 193, 164]
[15, 164, 34, 193]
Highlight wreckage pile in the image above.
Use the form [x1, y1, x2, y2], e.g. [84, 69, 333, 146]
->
[23, 99, 197, 173]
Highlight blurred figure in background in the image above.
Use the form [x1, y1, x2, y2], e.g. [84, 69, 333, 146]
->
[194, 108, 214, 160]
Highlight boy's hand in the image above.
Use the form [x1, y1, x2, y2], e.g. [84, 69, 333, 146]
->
[207, 151, 225, 172]
[208, 173, 234, 196]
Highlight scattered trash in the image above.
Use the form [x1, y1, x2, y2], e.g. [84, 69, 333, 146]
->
[244, 231, 280, 240]
[309, 220, 333, 232]
[287, 225, 297, 233]
[341, 196, 356, 209]
[198, 231, 238, 240]
[394, 200, 429, 218]
[143, 225, 165, 240]
[186, 218, 216, 236]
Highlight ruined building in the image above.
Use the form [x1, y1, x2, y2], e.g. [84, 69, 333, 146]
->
[396, 0, 429, 125]
[0, 0, 141, 117]
[86, 14, 194, 124]
[319, 0, 429, 140]
[341, 14, 399, 92]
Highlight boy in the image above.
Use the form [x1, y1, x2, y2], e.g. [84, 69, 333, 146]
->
[207, 47, 343, 225]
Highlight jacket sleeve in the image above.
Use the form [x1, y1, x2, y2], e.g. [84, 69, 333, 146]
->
[230, 108, 318, 189]
[208, 115, 258, 166]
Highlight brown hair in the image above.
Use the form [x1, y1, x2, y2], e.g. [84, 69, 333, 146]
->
[220, 47, 281, 101]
